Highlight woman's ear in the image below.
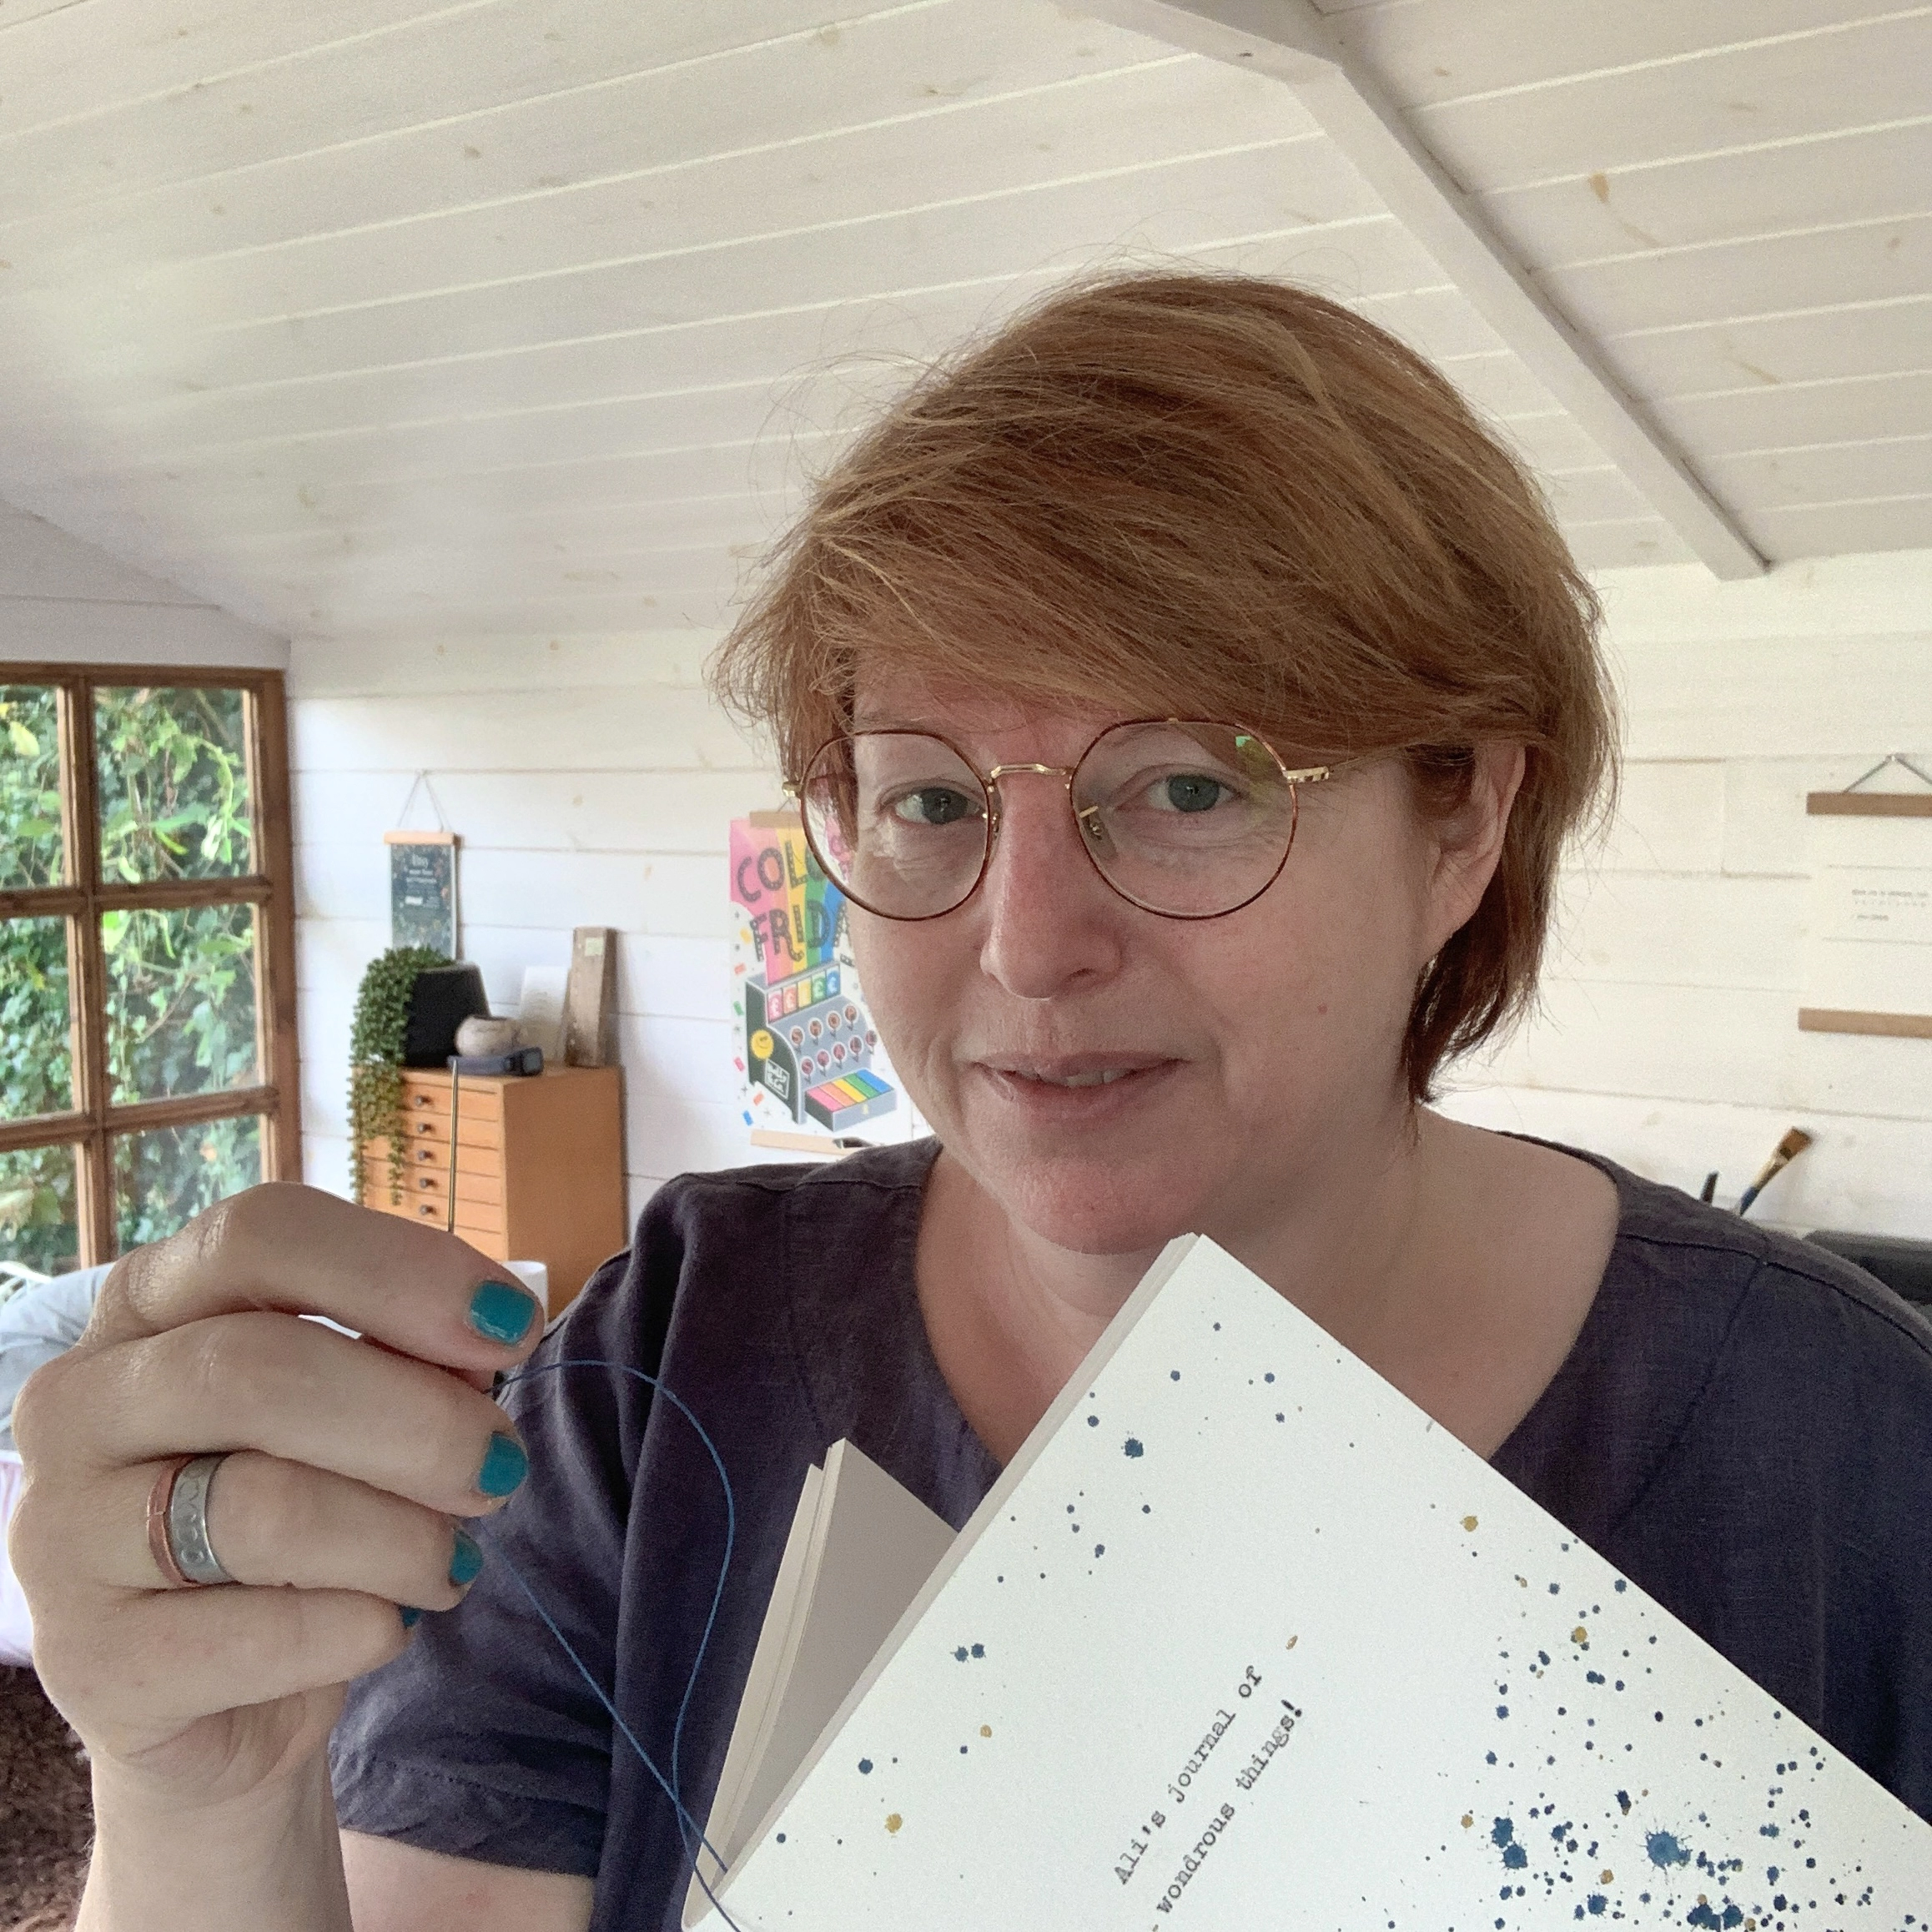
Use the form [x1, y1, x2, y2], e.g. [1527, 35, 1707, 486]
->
[1421, 742, 1526, 955]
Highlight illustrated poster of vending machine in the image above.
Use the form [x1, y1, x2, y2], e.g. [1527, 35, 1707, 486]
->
[728, 810, 912, 1145]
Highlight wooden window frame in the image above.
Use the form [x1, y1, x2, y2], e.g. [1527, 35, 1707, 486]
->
[0, 662, 299, 1262]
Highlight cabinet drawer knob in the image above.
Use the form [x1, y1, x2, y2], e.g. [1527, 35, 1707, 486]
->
[417, 1204, 437, 1218]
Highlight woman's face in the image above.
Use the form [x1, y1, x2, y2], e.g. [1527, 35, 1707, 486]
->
[845, 672, 1516, 1258]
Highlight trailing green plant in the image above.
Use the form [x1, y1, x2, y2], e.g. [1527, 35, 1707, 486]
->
[348, 946, 450, 1205]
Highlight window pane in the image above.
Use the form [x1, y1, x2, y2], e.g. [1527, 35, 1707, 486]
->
[0, 1144, 81, 1278]
[113, 1114, 261, 1254]
[95, 684, 254, 883]
[0, 917, 75, 1119]
[1, 682, 65, 888]
[105, 902, 259, 1104]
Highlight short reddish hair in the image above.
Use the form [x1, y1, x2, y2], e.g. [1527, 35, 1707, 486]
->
[711, 270, 1617, 1099]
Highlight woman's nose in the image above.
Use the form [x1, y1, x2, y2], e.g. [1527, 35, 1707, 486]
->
[973, 773, 1125, 999]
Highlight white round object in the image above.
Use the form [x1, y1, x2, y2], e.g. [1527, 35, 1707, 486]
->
[455, 1015, 521, 1057]
[502, 1259, 550, 1311]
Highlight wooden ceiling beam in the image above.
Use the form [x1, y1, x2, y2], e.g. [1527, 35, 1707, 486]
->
[1087, 0, 1767, 581]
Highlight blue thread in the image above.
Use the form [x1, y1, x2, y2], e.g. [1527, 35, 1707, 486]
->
[483, 1357, 747, 1931]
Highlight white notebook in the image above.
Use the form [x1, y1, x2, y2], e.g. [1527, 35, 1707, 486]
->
[684, 1234, 1929, 1930]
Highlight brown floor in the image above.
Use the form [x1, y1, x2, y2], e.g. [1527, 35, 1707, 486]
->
[0, 1667, 91, 1932]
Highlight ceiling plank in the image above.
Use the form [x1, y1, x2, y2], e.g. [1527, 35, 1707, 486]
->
[1088, 0, 1767, 579]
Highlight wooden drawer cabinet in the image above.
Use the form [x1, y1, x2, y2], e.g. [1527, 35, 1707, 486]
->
[362, 1064, 626, 1314]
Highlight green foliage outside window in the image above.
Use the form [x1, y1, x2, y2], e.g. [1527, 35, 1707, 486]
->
[0, 683, 264, 1271]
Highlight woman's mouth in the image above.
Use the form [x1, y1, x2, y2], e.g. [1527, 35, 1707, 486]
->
[975, 1055, 1178, 1109]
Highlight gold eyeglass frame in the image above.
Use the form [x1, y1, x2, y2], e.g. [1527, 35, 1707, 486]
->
[789, 718, 1338, 923]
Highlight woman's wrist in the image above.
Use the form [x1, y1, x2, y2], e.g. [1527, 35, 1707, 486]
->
[78, 1749, 352, 1932]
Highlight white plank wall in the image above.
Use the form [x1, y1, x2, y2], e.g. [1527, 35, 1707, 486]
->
[0, 501, 286, 667]
[1438, 546, 1932, 1240]
[289, 631, 782, 1230]
[291, 546, 1932, 1244]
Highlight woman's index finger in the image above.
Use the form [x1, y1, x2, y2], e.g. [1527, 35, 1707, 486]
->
[86, 1181, 548, 1373]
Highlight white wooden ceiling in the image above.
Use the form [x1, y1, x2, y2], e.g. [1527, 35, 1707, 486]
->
[0, 0, 1925, 641]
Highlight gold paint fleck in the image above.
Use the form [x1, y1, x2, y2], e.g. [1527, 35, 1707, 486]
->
[1516, 1575, 1528, 1587]
[1284, 1634, 1298, 1650]
[1461, 1814, 1474, 1829]
[884, 1813, 903, 1834]
[979, 1724, 992, 1738]
[1462, 1514, 1478, 1531]
[1572, 1625, 1588, 1644]
[1601, 1869, 1614, 1883]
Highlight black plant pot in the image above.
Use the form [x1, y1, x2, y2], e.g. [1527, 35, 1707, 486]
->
[402, 963, 491, 1067]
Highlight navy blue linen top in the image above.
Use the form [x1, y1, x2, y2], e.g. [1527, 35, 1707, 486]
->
[330, 1140, 1932, 1928]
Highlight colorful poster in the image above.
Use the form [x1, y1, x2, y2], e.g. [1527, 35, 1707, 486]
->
[730, 811, 903, 1144]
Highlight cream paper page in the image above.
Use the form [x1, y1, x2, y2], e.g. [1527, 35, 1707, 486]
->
[692, 1235, 1927, 1931]
[687, 1441, 954, 1921]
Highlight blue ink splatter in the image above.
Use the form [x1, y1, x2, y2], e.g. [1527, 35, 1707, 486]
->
[858, 1758, 873, 1774]
[1497, 1705, 1509, 1718]
[1124, 1438, 1144, 1457]
[971, 1643, 984, 1658]
[1170, 1370, 1181, 1381]
[1087, 1415, 1099, 1427]
[1646, 1831, 1690, 1868]
[1585, 1895, 1607, 1916]
[1094, 1543, 1105, 1557]
[954, 1647, 969, 1661]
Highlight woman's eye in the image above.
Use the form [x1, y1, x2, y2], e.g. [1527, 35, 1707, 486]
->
[890, 786, 979, 827]
[1155, 773, 1228, 814]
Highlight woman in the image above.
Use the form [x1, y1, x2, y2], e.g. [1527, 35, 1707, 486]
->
[13, 274, 1931, 1932]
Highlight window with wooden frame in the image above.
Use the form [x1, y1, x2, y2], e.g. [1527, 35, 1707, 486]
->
[0, 665, 299, 1274]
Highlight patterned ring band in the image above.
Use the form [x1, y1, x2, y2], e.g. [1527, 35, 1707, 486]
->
[144, 1453, 236, 1588]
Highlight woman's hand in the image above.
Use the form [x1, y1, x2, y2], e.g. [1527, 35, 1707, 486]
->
[8, 1182, 548, 1927]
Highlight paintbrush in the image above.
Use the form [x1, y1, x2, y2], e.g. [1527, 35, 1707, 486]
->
[1737, 1127, 1814, 1216]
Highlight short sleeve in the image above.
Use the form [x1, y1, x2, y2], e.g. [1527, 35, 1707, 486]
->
[328, 1242, 674, 1874]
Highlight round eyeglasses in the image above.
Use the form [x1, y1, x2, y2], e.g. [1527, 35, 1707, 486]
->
[795, 719, 1336, 922]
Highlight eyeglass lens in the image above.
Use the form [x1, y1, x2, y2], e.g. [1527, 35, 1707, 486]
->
[801, 721, 1301, 919]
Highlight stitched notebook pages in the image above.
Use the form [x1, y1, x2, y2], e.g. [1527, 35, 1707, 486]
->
[684, 1234, 1928, 1930]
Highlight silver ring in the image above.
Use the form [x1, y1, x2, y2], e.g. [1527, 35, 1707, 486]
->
[166, 1453, 236, 1587]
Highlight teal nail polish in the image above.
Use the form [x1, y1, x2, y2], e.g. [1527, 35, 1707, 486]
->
[477, 1431, 528, 1498]
[469, 1279, 540, 1346]
[449, 1530, 486, 1587]
[400, 1606, 424, 1629]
